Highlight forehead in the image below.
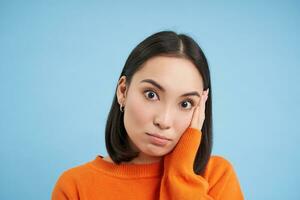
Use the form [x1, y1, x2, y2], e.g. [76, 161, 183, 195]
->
[132, 56, 204, 92]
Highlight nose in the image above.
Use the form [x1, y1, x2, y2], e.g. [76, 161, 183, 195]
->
[153, 106, 172, 130]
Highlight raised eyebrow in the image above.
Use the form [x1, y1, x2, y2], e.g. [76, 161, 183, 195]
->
[140, 79, 165, 92]
[180, 92, 200, 98]
[140, 79, 201, 97]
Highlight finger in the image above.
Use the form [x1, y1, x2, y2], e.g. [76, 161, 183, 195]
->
[190, 94, 203, 130]
[190, 89, 209, 130]
[190, 102, 200, 129]
[199, 90, 208, 120]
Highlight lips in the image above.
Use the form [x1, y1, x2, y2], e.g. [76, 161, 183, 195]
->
[146, 133, 171, 141]
[146, 132, 171, 147]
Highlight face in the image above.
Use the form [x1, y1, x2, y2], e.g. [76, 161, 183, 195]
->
[117, 55, 204, 164]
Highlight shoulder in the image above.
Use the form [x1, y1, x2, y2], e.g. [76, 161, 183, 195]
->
[202, 155, 244, 198]
[54, 161, 93, 187]
[52, 161, 92, 199]
[203, 155, 236, 181]
[208, 155, 234, 169]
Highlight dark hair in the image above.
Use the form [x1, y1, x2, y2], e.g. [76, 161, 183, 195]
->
[105, 31, 213, 176]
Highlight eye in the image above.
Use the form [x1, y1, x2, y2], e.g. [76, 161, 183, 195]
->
[180, 99, 195, 110]
[144, 90, 159, 100]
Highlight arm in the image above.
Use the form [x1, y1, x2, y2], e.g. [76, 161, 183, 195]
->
[159, 127, 244, 200]
[159, 127, 214, 200]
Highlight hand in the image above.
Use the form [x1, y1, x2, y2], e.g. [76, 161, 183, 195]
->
[189, 88, 209, 131]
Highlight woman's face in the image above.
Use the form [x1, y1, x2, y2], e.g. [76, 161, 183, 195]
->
[117, 55, 204, 164]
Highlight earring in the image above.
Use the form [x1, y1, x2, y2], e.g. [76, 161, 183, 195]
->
[120, 104, 124, 112]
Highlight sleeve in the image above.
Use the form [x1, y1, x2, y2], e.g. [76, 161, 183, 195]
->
[159, 127, 244, 200]
[51, 171, 79, 200]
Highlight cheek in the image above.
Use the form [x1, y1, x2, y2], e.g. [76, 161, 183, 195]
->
[174, 112, 193, 133]
[124, 94, 152, 132]
[171, 112, 194, 143]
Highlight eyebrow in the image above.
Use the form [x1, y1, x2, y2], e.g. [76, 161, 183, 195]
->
[140, 79, 201, 97]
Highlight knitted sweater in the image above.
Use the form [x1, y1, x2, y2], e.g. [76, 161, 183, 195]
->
[52, 127, 244, 199]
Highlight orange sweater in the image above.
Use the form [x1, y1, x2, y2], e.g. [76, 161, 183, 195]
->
[52, 128, 244, 199]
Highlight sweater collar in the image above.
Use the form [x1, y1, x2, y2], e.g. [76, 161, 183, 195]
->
[88, 155, 164, 178]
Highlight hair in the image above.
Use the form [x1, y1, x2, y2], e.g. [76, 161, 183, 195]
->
[105, 31, 213, 176]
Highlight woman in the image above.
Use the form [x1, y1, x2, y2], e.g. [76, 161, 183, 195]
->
[52, 31, 244, 199]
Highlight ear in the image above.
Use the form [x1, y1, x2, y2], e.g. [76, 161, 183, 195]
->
[116, 75, 128, 106]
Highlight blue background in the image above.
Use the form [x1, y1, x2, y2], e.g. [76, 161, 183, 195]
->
[1, 1, 299, 199]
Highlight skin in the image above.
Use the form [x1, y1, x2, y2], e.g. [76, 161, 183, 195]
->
[103, 55, 209, 164]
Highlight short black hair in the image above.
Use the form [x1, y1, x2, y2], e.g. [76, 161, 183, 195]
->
[105, 31, 213, 176]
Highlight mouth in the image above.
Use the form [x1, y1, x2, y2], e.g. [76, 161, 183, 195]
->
[146, 133, 171, 141]
[146, 132, 171, 146]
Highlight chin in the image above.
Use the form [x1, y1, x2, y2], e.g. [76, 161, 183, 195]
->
[143, 148, 169, 157]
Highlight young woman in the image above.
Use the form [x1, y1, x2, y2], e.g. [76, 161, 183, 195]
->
[52, 31, 244, 199]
